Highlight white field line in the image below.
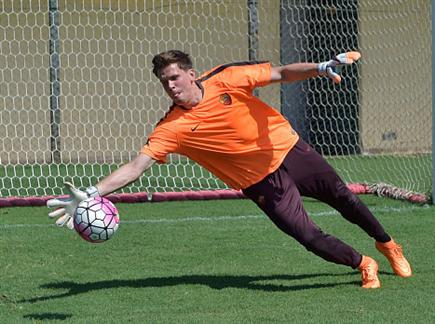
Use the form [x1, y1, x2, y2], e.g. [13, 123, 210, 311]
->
[0, 205, 428, 230]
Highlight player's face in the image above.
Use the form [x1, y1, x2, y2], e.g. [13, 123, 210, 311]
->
[158, 63, 196, 106]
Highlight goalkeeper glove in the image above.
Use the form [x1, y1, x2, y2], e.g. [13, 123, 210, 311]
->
[47, 182, 99, 229]
[318, 51, 361, 84]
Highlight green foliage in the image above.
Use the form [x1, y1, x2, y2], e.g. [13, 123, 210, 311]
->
[0, 196, 434, 323]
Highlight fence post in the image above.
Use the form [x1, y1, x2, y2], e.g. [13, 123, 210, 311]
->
[248, 0, 259, 97]
[49, 0, 61, 163]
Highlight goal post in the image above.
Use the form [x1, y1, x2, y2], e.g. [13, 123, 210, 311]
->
[0, 0, 432, 204]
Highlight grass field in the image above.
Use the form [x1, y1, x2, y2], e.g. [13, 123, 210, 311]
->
[0, 152, 431, 197]
[1, 196, 434, 323]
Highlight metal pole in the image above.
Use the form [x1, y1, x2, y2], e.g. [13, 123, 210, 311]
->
[49, 0, 61, 163]
[248, 0, 259, 96]
[248, 0, 259, 62]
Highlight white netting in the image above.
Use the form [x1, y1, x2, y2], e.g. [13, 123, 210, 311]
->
[0, 0, 431, 197]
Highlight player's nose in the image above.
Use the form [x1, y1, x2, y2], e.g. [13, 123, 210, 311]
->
[168, 80, 176, 89]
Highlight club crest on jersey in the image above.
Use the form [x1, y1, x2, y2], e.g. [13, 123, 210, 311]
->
[219, 93, 232, 105]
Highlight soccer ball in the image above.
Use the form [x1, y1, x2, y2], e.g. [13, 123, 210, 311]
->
[73, 196, 120, 243]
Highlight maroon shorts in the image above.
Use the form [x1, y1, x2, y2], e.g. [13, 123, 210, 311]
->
[242, 138, 386, 268]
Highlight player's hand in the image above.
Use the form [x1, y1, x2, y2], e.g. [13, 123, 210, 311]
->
[47, 182, 98, 229]
[318, 51, 361, 84]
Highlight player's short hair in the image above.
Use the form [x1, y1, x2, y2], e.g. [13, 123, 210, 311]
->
[152, 50, 193, 77]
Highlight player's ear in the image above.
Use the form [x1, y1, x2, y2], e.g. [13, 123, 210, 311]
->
[188, 68, 196, 79]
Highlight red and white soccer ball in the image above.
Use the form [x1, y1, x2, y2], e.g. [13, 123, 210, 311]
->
[73, 196, 120, 243]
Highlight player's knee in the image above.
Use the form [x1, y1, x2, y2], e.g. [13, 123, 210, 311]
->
[299, 229, 325, 252]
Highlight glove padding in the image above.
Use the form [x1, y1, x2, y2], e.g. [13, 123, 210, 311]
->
[47, 182, 88, 229]
[318, 51, 361, 84]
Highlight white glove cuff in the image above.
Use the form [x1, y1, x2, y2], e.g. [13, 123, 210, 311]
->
[86, 186, 100, 198]
[318, 61, 330, 76]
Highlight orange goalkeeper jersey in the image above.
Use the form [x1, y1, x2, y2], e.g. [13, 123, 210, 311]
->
[141, 61, 299, 189]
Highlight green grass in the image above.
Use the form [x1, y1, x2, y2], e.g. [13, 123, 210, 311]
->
[329, 153, 431, 196]
[0, 162, 225, 197]
[0, 152, 431, 196]
[1, 196, 434, 323]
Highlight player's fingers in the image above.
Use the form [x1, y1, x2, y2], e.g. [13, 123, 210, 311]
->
[64, 181, 88, 200]
[346, 51, 361, 62]
[327, 67, 341, 83]
[48, 208, 66, 218]
[336, 51, 361, 64]
[55, 214, 70, 227]
[64, 181, 79, 195]
[64, 181, 84, 197]
[47, 198, 70, 208]
[66, 217, 75, 230]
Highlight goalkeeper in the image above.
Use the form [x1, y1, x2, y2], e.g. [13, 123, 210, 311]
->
[48, 50, 412, 289]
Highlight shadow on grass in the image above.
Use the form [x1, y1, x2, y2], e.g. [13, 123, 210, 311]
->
[21, 272, 359, 303]
[23, 313, 72, 321]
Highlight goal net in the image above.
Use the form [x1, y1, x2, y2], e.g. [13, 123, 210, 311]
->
[0, 0, 431, 202]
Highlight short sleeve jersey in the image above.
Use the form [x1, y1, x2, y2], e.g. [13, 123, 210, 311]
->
[141, 61, 299, 190]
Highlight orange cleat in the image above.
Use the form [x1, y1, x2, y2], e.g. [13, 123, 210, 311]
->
[358, 256, 381, 289]
[375, 239, 412, 277]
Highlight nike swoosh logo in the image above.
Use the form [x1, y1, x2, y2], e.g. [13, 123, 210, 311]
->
[191, 123, 200, 132]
